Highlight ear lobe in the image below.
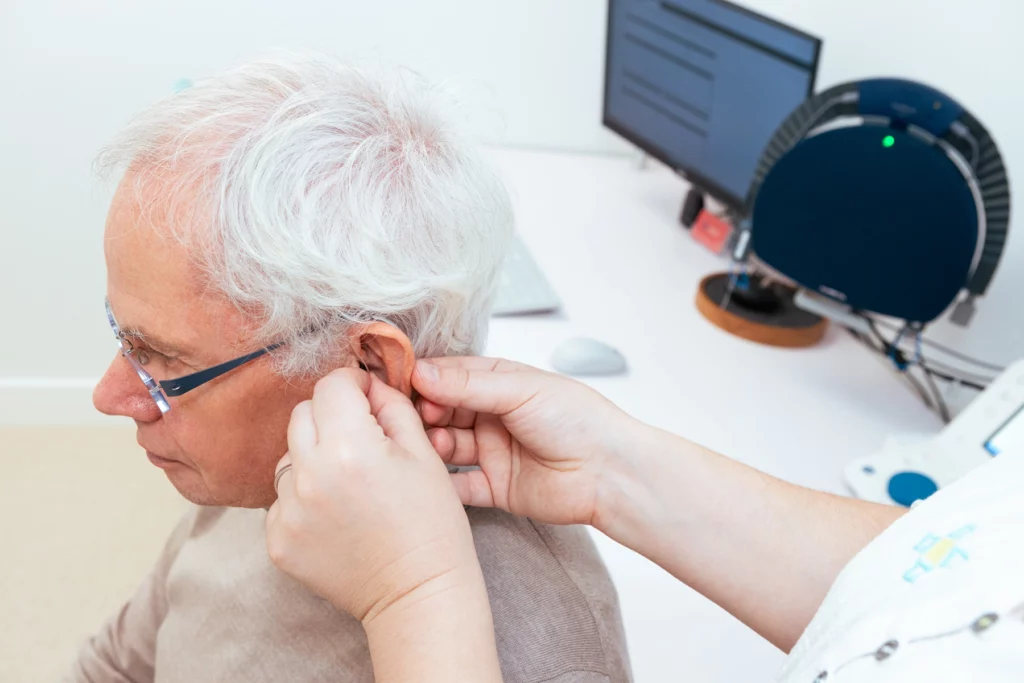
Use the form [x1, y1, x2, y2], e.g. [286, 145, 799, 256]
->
[350, 322, 415, 396]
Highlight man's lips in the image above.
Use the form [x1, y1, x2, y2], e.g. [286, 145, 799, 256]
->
[138, 433, 184, 469]
[146, 451, 182, 468]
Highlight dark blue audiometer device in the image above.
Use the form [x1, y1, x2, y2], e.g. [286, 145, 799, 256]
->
[744, 78, 1010, 326]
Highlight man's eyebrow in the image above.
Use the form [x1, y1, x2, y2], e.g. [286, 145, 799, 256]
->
[118, 325, 193, 357]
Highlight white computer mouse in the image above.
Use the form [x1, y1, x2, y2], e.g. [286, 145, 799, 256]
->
[550, 337, 628, 377]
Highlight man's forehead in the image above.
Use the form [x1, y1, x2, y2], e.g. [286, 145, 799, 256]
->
[104, 176, 247, 357]
[105, 177, 201, 288]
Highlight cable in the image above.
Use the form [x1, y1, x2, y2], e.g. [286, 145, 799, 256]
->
[919, 336, 1004, 373]
[917, 359, 994, 388]
[720, 260, 742, 310]
[904, 365, 936, 411]
[864, 317, 889, 349]
[850, 319, 997, 425]
[862, 314, 997, 387]
[846, 328, 934, 409]
[920, 366, 988, 392]
[920, 362, 952, 423]
[870, 317, 1005, 372]
[848, 315, 998, 422]
[848, 322, 990, 420]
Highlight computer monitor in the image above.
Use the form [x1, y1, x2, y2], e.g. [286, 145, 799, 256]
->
[603, 0, 822, 210]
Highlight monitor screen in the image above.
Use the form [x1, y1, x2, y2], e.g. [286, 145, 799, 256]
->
[603, 0, 821, 208]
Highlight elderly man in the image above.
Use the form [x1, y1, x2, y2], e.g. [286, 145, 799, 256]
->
[69, 53, 631, 683]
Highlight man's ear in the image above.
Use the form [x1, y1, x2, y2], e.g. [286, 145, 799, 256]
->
[348, 322, 415, 396]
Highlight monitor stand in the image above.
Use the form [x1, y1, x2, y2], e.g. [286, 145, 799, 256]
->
[680, 187, 705, 228]
[695, 272, 828, 348]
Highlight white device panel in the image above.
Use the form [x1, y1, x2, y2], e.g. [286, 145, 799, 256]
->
[846, 359, 1024, 506]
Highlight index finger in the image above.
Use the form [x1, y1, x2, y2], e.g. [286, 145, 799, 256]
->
[416, 356, 528, 372]
[367, 375, 433, 453]
[311, 368, 375, 442]
[412, 359, 549, 417]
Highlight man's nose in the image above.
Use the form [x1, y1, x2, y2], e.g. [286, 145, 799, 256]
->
[92, 353, 163, 422]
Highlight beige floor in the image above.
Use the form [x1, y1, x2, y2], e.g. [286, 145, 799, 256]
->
[1, 427, 189, 683]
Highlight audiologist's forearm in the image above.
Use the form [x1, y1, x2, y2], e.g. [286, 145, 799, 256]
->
[362, 565, 503, 683]
[594, 421, 904, 652]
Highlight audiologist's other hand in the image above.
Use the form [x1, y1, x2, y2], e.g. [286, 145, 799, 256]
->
[413, 357, 642, 528]
[266, 369, 483, 625]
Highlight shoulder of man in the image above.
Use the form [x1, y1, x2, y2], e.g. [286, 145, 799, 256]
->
[467, 508, 632, 683]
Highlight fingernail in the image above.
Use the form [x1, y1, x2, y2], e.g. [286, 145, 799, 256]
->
[417, 360, 438, 382]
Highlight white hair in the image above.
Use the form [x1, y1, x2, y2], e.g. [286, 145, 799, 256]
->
[98, 51, 513, 377]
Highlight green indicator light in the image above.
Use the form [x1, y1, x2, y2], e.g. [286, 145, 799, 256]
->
[882, 135, 895, 148]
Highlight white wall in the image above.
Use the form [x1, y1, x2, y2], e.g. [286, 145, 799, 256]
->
[1, 0, 1022, 421]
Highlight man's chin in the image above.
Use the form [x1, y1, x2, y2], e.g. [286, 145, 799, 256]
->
[163, 469, 223, 507]
[162, 468, 274, 508]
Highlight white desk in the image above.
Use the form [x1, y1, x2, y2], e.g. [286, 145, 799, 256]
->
[483, 148, 943, 683]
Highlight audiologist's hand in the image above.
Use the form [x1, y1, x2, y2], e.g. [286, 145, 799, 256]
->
[413, 357, 643, 528]
[266, 369, 484, 625]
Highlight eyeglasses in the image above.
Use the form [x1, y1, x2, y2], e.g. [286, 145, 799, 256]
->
[105, 298, 281, 414]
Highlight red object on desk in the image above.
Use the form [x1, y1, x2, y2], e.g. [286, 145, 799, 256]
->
[691, 209, 733, 255]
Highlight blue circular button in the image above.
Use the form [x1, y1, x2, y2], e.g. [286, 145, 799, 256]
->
[887, 471, 939, 507]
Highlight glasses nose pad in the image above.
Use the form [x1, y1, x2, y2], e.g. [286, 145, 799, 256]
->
[117, 336, 133, 356]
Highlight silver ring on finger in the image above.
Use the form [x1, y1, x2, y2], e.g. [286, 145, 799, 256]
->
[274, 463, 293, 494]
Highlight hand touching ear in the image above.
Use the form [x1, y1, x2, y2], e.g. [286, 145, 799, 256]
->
[412, 356, 641, 529]
[266, 368, 503, 683]
[266, 368, 479, 621]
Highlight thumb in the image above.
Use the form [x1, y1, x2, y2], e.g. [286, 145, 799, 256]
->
[413, 359, 544, 417]
[366, 374, 433, 452]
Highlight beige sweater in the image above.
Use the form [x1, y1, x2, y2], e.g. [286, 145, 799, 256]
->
[66, 505, 631, 683]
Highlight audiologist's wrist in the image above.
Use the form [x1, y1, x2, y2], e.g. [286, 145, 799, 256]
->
[362, 562, 502, 683]
[359, 543, 485, 625]
[592, 416, 662, 536]
[592, 419, 696, 553]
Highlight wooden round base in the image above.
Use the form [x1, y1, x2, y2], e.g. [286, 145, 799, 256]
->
[695, 272, 828, 348]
